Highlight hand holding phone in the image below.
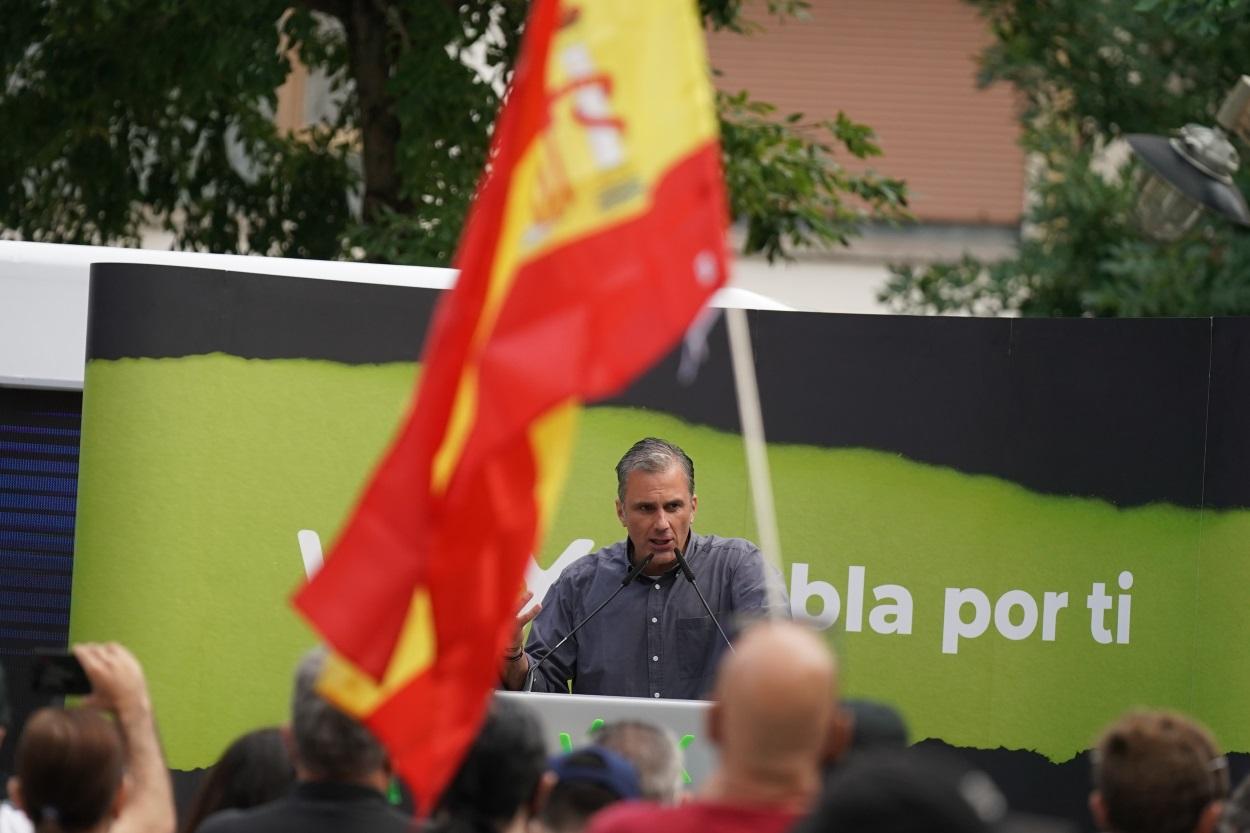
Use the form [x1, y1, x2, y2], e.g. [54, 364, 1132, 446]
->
[30, 652, 92, 696]
[74, 643, 152, 719]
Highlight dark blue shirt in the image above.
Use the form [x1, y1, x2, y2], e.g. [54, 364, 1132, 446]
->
[197, 782, 410, 833]
[524, 532, 789, 700]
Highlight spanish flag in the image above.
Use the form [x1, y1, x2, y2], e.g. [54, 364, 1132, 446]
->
[293, 0, 728, 807]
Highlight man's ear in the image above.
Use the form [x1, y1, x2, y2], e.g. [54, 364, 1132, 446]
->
[705, 701, 722, 749]
[822, 706, 854, 766]
[690, 494, 697, 521]
[528, 770, 557, 819]
[110, 774, 129, 819]
[1090, 792, 1108, 831]
[281, 724, 303, 772]
[1196, 801, 1223, 833]
[616, 499, 626, 527]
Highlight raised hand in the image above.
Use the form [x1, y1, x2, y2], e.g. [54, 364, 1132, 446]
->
[501, 590, 542, 690]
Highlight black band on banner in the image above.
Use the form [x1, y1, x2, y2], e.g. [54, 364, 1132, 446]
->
[87, 263, 441, 364]
[606, 313, 1245, 510]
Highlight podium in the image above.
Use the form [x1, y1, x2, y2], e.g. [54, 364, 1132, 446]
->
[496, 690, 716, 787]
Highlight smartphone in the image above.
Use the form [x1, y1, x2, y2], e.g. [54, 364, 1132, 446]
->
[31, 652, 91, 696]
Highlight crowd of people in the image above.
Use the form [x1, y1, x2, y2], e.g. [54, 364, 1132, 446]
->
[0, 622, 1247, 833]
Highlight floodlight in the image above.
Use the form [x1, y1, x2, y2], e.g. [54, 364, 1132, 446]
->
[1125, 76, 1250, 239]
[1128, 125, 1250, 240]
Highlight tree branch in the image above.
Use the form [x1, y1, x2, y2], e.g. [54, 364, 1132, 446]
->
[343, 0, 406, 224]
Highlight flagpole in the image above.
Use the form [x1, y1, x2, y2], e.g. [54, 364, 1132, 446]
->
[724, 306, 786, 616]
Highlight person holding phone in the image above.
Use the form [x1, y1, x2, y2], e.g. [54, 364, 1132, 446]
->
[7, 643, 175, 833]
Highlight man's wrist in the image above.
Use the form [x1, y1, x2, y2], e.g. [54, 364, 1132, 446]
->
[501, 650, 529, 691]
[503, 648, 525, 662]
[115, 697, 155, 726]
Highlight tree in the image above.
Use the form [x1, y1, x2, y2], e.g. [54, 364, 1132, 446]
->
[0, 0, 906, 267]
[879, 0, 1250, 317]
[1135, 0, 1250, 36]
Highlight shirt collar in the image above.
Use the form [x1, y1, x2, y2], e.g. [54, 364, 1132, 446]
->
[622, 533, 700, 583]
[293, 781, 389, 804]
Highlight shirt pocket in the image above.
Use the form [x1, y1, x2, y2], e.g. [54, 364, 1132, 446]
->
[676, 615, 718, 683]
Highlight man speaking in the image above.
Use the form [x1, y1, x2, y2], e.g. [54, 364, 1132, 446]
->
[501, 437, 788, 699]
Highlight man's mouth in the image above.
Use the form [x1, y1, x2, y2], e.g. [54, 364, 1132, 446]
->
[650, 538, 674, 551]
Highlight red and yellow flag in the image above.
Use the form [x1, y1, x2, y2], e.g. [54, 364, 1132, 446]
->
[293, 0, 728, 807]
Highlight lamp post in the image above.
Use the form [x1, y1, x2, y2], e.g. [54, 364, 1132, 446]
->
[1128, 76, 1250, 240]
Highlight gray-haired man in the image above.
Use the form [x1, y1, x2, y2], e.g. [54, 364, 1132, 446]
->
[198, 648, 408, 833]
[502, 437, 787, 700]
[593, 720, 684, 804]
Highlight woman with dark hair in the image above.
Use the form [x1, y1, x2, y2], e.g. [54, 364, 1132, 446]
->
[7, 643, 174, 833]
[428, 697, 552, 833]
[181, 728, 295, 833]
[11, 709, 122, 833]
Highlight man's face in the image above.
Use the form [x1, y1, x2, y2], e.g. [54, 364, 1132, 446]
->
[615, 464, 697, 574]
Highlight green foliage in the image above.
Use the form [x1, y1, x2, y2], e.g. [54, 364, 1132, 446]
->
[1135, 0, 1250, 37]
[0, 1, 353, 258]
[700, 0, 813, 34]
[719, 91, 909, 262]
[359, 0, 526, 266]
[880, 0, 1250, 317]
[0, 0, 904, 266]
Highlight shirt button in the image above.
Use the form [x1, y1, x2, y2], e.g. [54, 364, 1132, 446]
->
[651, 617, 658, 623]
[652, 655, 659, 662]
[653, 583, 661, 590]
[654, 692, 661, 698]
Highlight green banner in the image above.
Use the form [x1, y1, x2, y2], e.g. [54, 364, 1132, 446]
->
[74, 264, 1250, 778]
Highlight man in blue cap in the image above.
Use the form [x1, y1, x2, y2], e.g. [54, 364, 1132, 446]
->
[539, 746, 642, 833]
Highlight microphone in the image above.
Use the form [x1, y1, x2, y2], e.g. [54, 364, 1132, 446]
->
[525, 551, 656, 692]
[673, 544, 735, 654]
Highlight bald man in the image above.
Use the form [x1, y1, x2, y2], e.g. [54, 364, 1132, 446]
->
[587, 621, 837, 833]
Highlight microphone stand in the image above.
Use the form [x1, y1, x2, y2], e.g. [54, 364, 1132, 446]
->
[673, 545, 735, 654]
[524, 552, 656, 692]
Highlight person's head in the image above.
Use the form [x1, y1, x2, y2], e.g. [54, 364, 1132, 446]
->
[821, 698, 910, 774]
[431, 697, 550, 833]
[1218, 776, 1250, 833]
[290, 648, 388, 785]
[591, 720, 683, 804]
[181, 727, 295, 833]
[8, 707, 125, 833]
[1091, 710, 1228, 833]
[843, 699, 909, 753]
[707, 620, 837, 795]
[540, 746, 641, 833]
[614, 438, 697, 574]
[794, 748, 1026, 833]
[0, 661, 11, 752]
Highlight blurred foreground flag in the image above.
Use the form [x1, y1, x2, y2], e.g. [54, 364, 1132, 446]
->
[292, 0, 729, 808]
